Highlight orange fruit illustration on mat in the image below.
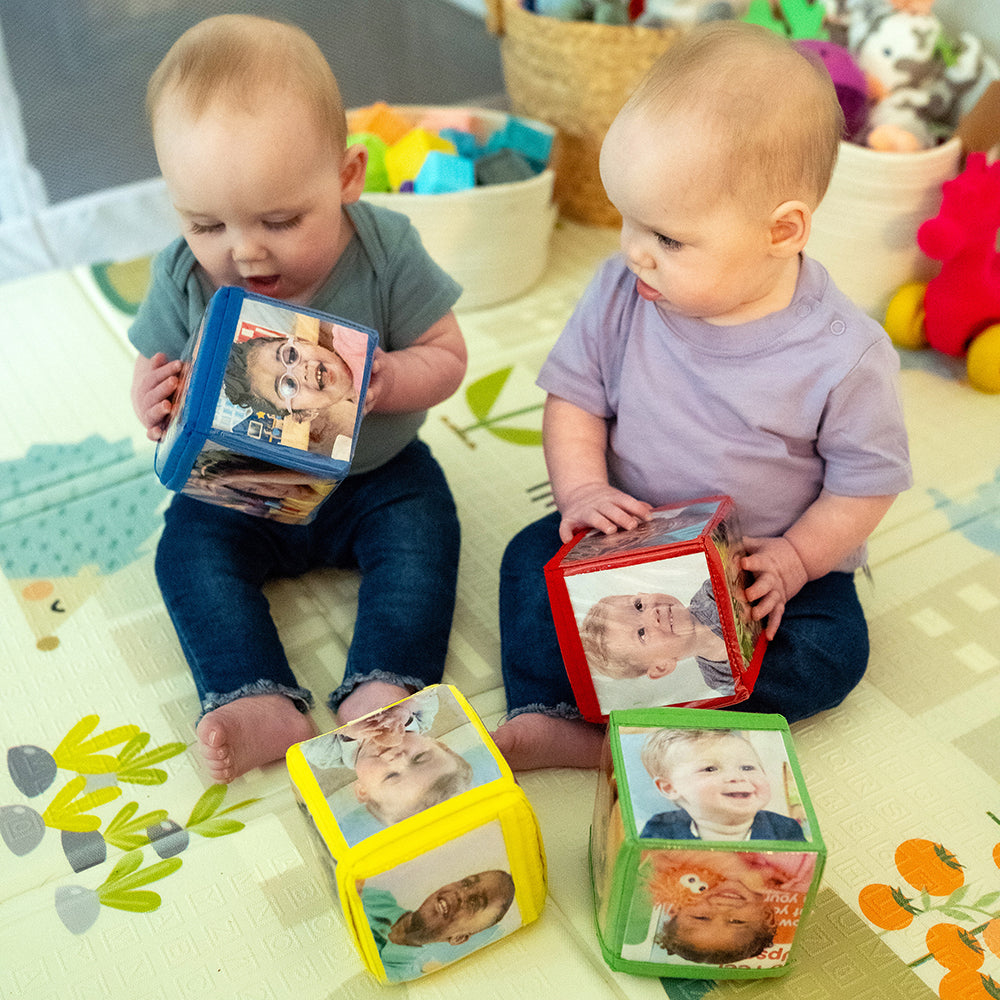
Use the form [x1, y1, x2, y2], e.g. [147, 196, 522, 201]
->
[982, 919, 1000, 960]
[926, 922, 986, 971]
[858, 882, 916, 930]
[895, 839, 965, 896]
[938, 969, 1000, 1000]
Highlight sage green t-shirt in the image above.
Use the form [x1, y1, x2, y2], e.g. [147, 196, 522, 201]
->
[128, 201, 462, 475]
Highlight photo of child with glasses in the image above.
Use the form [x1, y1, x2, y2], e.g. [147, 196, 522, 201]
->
[223, 318, 371, 457]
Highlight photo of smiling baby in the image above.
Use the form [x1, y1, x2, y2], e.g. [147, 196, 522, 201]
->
[635, 727, 805, 842]
[299, 686, 502, 845]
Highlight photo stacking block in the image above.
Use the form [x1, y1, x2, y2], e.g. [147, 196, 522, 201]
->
[154, 287, 376, 524]
[591, 708, 825, 980]
[545, 495, 767, 722]
[287, 685, 547, 984]
[385, 127, 457, 191]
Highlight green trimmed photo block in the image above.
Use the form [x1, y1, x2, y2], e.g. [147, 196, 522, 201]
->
[591, 707, 825, 980]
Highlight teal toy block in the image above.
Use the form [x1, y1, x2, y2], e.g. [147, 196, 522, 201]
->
[347, 132, 390, 193]
[484, 117, 553, 170]
[385, 127, 456, 191]
[475, 149, 537, 186]
[591, 708, 825, 980]
[440, 127, 482, 160]
[414, 151, 476, 194]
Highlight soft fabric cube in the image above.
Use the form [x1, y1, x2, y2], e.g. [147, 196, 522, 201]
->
[287, 685, 547, 984]
[591, 708, 825, 979]
[385, 128, 457, 191]
[153, 287, 376, 525]
[545, 495, 766, 722]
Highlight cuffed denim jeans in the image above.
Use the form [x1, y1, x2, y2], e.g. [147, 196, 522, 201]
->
[155, 439, 460, 718]
[499, 511, 869, 725]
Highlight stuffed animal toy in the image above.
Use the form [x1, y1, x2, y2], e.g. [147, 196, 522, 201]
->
[845, 0, 999, 151]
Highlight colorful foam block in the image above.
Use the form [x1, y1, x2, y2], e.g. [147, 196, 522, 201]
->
[414, 150, 476, 194]
[287, 685, 547, 984]
[347, 101, 412, 145]
[592, 708, 825, 980]
[545, 495, 767, 722]
[475, 148, 537, 185]
[347, 132, 390, 193]
[385, 127, 457, 191]
[439, 127, 482, 160]
[416, 107, 484, 138]
[483, 116, 553, 169]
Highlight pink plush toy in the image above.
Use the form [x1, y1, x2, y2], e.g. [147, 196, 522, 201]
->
[917, 153, 1000, 358]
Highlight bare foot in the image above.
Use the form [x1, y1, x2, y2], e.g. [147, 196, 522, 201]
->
[196, 694, 316, 783]
[336, 681, 413, 726]
[491, 712, 606, 771]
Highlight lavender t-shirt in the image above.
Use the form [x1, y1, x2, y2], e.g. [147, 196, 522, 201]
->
[538, 254, 912, 572]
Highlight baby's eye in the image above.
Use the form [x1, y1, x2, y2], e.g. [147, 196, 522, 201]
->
[633, 598, 644, 611]
[637, 627, 646, 642]
[656, 233, 682, 251]
[265, 216, 302, 231]
[189, 221, 224, 235]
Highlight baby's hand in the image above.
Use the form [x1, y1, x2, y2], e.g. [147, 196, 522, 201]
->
[131, 353, 183, 442]
[557, 483, 652, 544]
[362, 348, 392, 414]
[741, 536, 808, 639]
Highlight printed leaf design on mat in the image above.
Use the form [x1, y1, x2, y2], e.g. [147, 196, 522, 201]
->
[859, 819, 1000, 998]
[115, 731, 187, 785]
[52, 715, 141, 775]
[56, 849, 181, 933]
[441, 367, 543, 448]
[103, 801, 170, 851]
[185, 783, 260, 838]
[42, 776, 121, 832]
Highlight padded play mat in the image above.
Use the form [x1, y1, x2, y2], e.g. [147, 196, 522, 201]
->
[2, 219, 1000, 999]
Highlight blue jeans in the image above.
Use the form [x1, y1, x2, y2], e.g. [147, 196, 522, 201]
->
[155, 439, 460, 717]
[499, 511, 869, 725]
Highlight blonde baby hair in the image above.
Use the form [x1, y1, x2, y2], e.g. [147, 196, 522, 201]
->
[620, 20, 844, 210]
[147, 14, 348, 155]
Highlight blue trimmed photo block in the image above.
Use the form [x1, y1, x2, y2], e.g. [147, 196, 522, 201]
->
[591, 707, 825, 980]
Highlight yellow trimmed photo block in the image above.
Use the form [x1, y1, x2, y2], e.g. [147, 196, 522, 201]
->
[287, 684, 547, 984]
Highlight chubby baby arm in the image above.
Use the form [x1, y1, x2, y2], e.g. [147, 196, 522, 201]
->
[364, 311, 467, 414]
[544, 395, 652, 544]
[743, 490, 897, 637]
[131, 353, 183, 442]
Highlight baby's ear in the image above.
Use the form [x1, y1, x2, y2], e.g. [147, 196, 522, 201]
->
[646, 658, 677, 679]
[654, 777, 682, 801]
[353, 779, 369, 803]
[769, 201, 811, 258]
[339, 143, 368, 204]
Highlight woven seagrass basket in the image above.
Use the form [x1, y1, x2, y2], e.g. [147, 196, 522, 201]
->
[486, 0, 679, 226]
